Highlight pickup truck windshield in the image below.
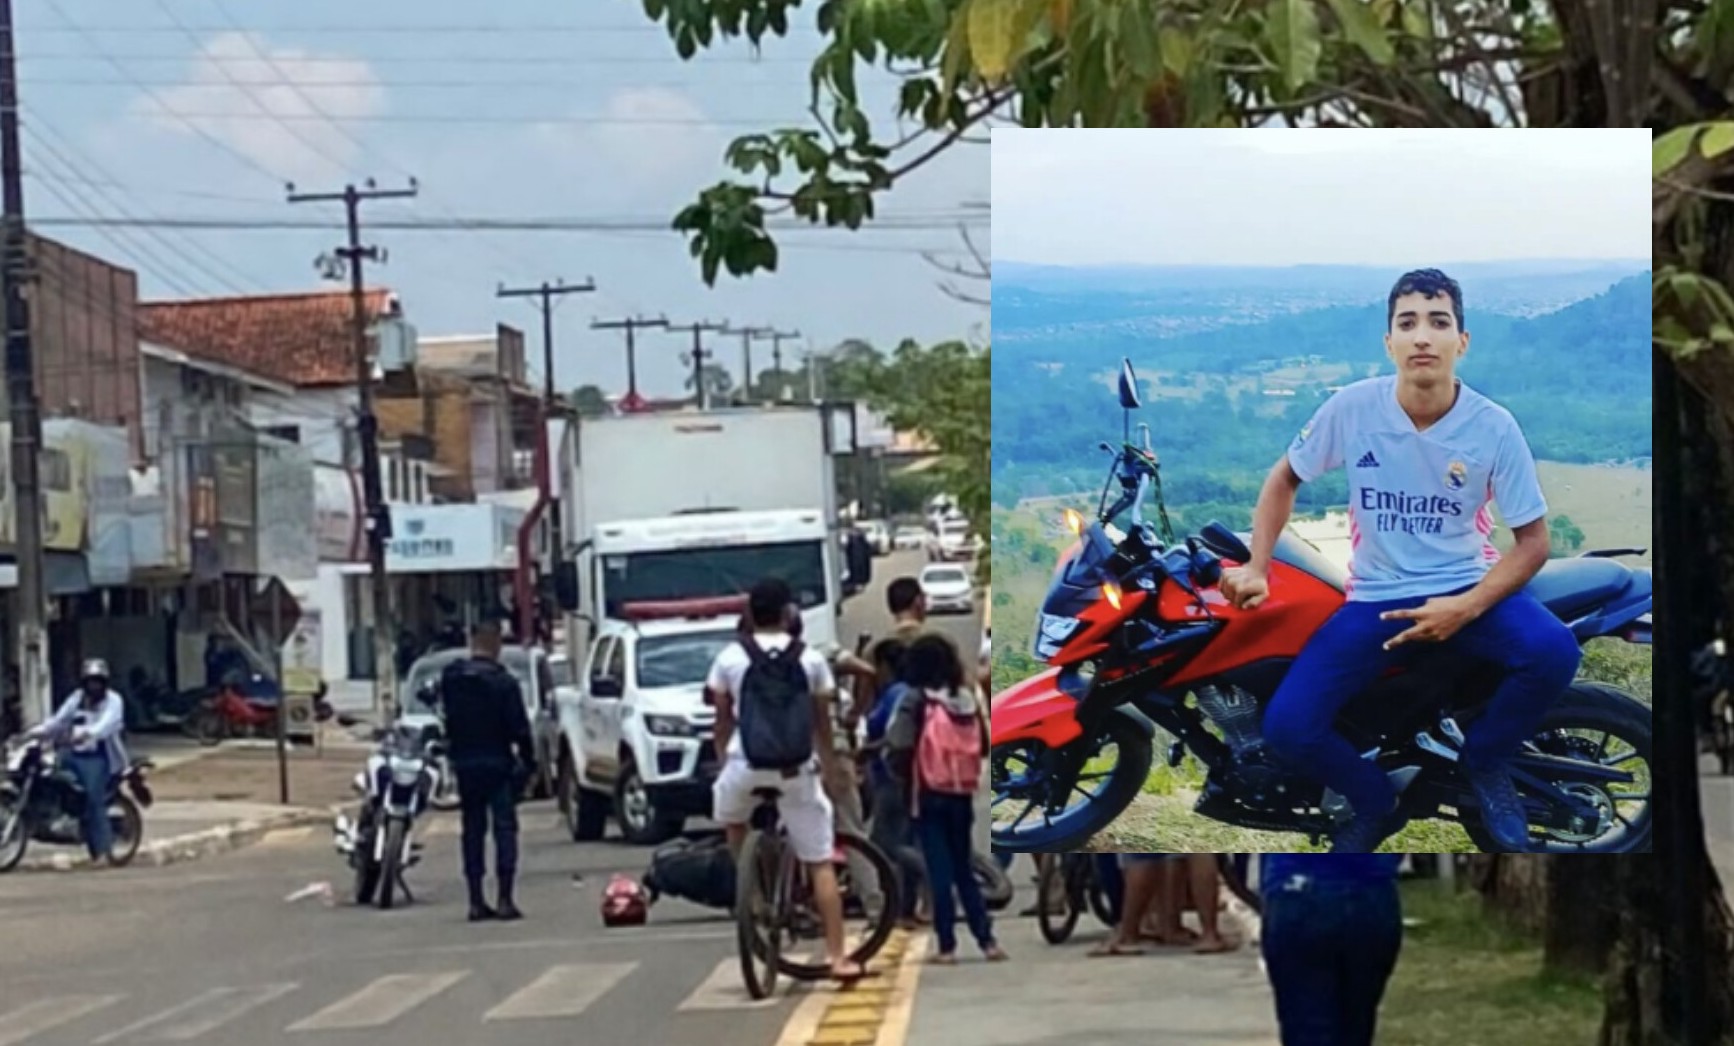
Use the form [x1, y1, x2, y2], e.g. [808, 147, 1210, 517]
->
[636, 630, 737, 689]
[601, 539, 827, 618]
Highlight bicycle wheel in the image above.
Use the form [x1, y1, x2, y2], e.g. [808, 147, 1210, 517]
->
[775, 831, 900, 980]
[1215, 853, 1261, 915]
[736, 828, 783, 1000]
[1036, 854, 1081, 944]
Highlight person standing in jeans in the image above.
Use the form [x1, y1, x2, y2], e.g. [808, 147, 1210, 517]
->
[887, 634, 1006, 965]
[1258, 854, 1404, 1046]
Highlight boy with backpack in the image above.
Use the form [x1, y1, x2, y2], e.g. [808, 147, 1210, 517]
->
[885, 633, 1007, 965]
[706, 577, 866, 982]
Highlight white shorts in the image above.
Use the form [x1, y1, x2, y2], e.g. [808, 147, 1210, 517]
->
[711, 758, 835, 864]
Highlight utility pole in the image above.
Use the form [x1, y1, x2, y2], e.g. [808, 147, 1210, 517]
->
[496, 277, 596, 406]
[590, 315, 668, 405]
[720, 325, 768, 403]
[0, 0, 45, 729]
[764, 329, 801, 401]
[665, 320, 726, 410]
[288, 178, 417, 723]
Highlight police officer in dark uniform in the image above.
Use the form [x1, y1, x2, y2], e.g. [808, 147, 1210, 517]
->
[439, 614, 536, 922]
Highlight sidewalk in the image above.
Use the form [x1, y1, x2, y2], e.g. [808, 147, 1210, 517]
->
[20, 799, 331, 871]
[1701, 754, 1734, 887]
[901, 882, 1278, 1046]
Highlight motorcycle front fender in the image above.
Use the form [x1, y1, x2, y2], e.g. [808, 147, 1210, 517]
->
[990, 668, 1088, 749]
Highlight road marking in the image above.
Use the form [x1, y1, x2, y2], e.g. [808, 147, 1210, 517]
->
[0, 995, 121, 1045]
[483, 963, 635, 1021]
[286, 972, 468, 1032]
[347, 926, 733, 963]
[259, 827, 313, 846]
[423, 818, 458, 838]
[678, 957, 808, 1011]
[94, 985, 297, 1043]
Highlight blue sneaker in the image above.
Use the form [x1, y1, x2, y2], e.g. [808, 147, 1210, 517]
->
[1329, 804, 1405, 853]
[1462, 760, 1532, 852]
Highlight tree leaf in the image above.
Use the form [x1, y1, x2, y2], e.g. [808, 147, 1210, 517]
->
[1049, 0, 1073, 34]
[1703, 122, 1734, 161]
[1158, 27, 1190, 77]
[1324, 0, 1394, 65]
[1267, 0, 1323, 92]
[1655, 125, 1703, 178]
[967, 0, 1023, 82]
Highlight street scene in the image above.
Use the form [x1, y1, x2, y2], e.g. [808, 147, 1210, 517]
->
[0, 551, 986, 1046]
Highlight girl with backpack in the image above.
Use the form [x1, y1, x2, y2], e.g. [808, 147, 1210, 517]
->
[887, 634, 1007, 965]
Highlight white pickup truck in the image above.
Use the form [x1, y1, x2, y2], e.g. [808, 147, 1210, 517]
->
[556, 602, 739, 844]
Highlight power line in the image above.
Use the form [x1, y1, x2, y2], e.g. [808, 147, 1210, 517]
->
[26, 108, 840, 129]
[590, 315, 668, 403]
[22, 22, 827, 36]
[663, 320, 727, 410]
[19, 51, 820, 67]
[22, 214, 987, 232]
[38, 0, 289, 184]
[496, 278, 597, 406]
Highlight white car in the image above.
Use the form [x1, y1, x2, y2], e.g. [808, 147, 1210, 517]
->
[893, 524, 925, 551]
[556, 618, 737, 845]
[400, 645, 563, 802]
[919, 563, 975, 615]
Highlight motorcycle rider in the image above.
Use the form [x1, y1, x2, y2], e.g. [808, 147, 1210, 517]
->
[439, 614, 536, 922]
[32, 659, 129, 865]
[1221, 269, 1580, 853]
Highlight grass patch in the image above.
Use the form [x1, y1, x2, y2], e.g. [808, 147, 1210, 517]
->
[1380, 883, 1602, 1046]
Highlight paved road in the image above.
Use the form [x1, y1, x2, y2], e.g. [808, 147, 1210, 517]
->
[0, 550, 982, 1046]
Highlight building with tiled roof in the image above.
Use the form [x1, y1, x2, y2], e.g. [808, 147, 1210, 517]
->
[137, 289, 399, 388]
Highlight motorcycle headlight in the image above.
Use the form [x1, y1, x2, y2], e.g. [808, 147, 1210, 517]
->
[643, 714, 699, 738]
[388, 756, 423, 785]
[1033, 614, 1082, 660]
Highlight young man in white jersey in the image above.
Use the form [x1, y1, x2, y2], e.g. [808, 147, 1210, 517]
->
[707, 577, 866, 981]
[1220, 269, 1580, 853]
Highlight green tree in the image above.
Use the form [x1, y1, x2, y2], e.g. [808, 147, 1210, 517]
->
[1548, 513, 1586, 555]
[645, 1, 1643, 284]
[569, 384, 610, 416]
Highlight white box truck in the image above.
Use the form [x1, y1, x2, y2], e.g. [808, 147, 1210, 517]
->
[550, 406, 872, 843]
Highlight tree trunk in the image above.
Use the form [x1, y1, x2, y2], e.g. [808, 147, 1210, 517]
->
[1468, 854, 1549, 934]
[1546, 858, 1620, 976]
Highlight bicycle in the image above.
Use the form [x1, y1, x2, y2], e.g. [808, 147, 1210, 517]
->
[1038, 853, 1260, 944]
[1036, 853, 1121, 944]
[735, 785, 900, 1000]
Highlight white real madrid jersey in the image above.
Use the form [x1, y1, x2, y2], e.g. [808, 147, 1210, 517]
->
[1285, 375, 1547, 603]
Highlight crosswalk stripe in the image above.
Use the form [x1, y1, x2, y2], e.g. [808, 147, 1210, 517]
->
[482, 963, 635, 1022]
[0, 994, 121, 1046]
[677, 957, 806, 1010]
[93, 985, 297, 1044]
[286, 972, 468, 1032]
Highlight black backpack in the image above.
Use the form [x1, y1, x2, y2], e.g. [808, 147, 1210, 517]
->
[736, 634, 815, 772]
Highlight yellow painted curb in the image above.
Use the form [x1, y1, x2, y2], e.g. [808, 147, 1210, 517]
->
[793, 928, 930, 1046]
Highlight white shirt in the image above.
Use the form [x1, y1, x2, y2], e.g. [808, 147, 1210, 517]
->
[1287, 376, 1547, 602]
[704, 632, 836, 763]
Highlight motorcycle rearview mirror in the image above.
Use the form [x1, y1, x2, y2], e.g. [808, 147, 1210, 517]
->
[1198, 522, 1253, 563]
[1117, 358, 1141, 410]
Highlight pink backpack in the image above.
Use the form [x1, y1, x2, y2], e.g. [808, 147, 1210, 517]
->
[914, 694, 983, 798]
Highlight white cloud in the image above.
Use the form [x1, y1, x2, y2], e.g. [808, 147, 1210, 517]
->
[131, 32, 386, 183]
[530, 87, 726, 207]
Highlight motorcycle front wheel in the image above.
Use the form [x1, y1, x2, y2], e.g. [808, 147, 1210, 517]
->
[0, 795, 29, 872]
[990, 714, 1153, 853]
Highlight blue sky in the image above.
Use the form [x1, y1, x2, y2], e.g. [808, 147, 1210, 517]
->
[21, 0, 988, 397]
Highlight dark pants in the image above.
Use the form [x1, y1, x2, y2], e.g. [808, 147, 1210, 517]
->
[1263, 587, 1581, 819]
[867, 778, 926, 919]
[1094, 853, 1125, 922]
[915, 792, 995, 954]
[455, 763, 518, 885]
[1261, 877, 1403, 1046]
[64, 750, 112, 859]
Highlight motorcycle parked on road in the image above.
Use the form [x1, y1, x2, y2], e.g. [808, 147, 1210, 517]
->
[992, 357, 1655, 854]
[0, 736, 154, 872]
[333, 722, 441, 909]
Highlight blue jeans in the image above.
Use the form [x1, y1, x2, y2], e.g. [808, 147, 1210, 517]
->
[915, 793, 995, 954]
[64, 750, 112, 859]
[1263, 587, 1581, 819]
[1261, 876, 1403, 1046]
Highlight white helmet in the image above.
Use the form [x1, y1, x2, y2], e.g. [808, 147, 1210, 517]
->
[80, 658, 110, 682]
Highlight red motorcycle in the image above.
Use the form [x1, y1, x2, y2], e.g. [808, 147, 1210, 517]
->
[186, 683, 279, 746]
[991, 359, 1653, 854]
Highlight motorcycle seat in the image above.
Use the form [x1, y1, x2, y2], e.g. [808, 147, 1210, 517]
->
[1525, 558, 1636, 621]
